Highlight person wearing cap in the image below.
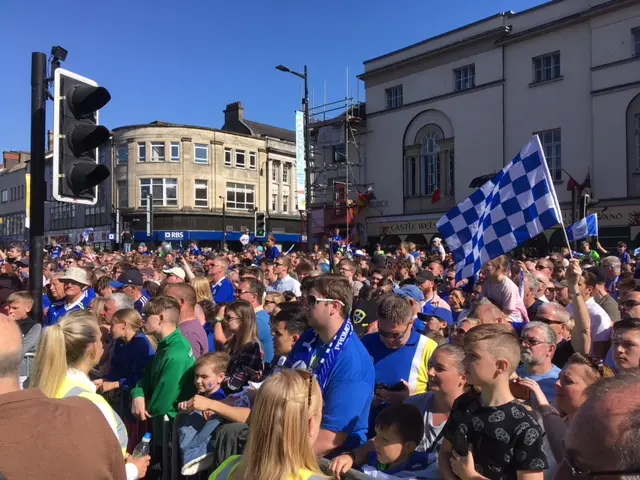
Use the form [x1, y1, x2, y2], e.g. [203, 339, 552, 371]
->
[590, 267, 621, 324]
[415, 270, 451, 315]
[111, 270, 151, 315]
[417, 307, 454, 339]
[163, 266, 186, 284]
[45, 267, 92, 326]
[393, 284, 428, 333]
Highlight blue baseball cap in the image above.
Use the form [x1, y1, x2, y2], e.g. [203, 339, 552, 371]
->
[419, 306, 454, 326]
[393, 284, 425, 303]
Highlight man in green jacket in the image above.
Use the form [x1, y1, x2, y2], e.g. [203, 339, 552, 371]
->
[131, 296, 195, 440]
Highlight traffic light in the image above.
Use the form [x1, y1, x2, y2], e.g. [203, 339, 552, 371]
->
[254, 211, 266, 238]
[53, 68, 111, 205]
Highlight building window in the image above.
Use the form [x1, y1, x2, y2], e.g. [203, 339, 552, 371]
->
[454, 64, 475, 91]
[538, 129, 562, 181]
[533, 52, 561, 83]
[634, 29, 640, 56]
[139, 178, 178, 207]
[1, 190, 7, 203]
[235, 150, 246, 168]
[118, 145, 128, 165]
[635, 113, 640, 170]
[226, 183, 255, 210]
[282, 164, 290, 184]
[150, 142, 165, 162]
[272, 163, 279, 183]
[405, 157, 418, 197]
[49, 203, 74, 231]
[282, 195, 289, 213]
[271, 193, 278, 212]
[249, 152, 257, 170]
[194, 144, 209, 164]
[224, 148, 232, 167]
[385, 85, 403, 109]
[117, 181, 128, 208]
[332, 144, 346, 164]
[138, 143, 146, 162]
[421, 130, 442, 195]
[194, 179, 208, 208]
[170, 142, 180, 162]
[84, 184, 108, 226]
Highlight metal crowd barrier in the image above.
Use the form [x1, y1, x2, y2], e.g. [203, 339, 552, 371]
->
[320, 458, 375, 479]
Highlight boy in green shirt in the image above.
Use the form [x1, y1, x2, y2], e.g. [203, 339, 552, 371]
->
[131, 296, 196, 441]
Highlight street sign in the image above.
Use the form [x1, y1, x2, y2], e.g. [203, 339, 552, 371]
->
[370, 200, 388, 208]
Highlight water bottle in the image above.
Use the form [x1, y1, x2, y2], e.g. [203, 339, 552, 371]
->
[132, 433, 152, 458]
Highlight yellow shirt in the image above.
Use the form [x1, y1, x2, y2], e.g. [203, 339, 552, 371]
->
[209, 455, 325, 480]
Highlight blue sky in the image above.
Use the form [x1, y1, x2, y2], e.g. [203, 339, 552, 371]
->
[1, 0, 545, 151]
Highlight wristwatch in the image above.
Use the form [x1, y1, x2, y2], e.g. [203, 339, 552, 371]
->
[214, 317, 223, 324]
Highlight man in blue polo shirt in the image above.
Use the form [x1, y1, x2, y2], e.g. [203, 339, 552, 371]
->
[206, 257, 235, 304]
[287, 274, 374, 456]
[361, 294, 438, 435]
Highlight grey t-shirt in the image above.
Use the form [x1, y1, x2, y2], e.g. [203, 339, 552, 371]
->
[405, 392, 447, 452]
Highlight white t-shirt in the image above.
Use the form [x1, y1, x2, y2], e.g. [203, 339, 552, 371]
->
[567, 296, 612, 342]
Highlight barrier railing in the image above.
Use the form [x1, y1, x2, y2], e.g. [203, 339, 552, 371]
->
[319, 458, 375, 479]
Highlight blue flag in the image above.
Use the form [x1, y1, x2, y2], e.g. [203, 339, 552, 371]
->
[566, 214, 598, 242]
[437, 135, 563, 281]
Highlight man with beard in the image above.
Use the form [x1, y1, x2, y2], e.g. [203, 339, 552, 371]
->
[517, 321, 561, 403]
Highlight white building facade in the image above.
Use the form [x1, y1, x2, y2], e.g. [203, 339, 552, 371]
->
[362, 0, 640, 250]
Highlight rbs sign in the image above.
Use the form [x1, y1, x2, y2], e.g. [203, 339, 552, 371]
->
[163, 231, 185, 240]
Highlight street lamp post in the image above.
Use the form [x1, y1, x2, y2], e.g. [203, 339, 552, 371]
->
[219, 195, 226, 249]
[276, 64, 312, 253]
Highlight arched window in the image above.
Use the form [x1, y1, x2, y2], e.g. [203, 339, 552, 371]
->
[421, 129, 442, 195]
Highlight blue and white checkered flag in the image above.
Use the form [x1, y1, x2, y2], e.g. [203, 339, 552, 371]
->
[437, 135, 563, 281]
[566, 214, 598, 242]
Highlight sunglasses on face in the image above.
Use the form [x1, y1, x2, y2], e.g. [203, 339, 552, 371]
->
[223, 315, 241, 323]
[304, 295, 345, 307]
[621, 300, 640, 308]
[378, 322, 412, 340]
[536, 264, 550, 270]
[535, 316, 564, 325]
[521, 337, 548, 347]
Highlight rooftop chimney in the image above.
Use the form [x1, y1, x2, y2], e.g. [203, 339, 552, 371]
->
[224, 101, 245, 125]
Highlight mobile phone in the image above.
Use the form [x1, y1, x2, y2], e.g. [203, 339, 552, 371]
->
[510, 379, 531, 402]
[227, 371, 247, 391]
[452, 430, 469, 457]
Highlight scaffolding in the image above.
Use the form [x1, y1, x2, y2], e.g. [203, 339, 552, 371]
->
[308, 73, 368, 243]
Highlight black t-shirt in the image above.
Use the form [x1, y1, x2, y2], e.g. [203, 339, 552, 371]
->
[552, 339, 574, 369]
[444, 390, 549, 480]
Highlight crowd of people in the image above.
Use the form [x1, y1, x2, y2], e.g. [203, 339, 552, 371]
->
[0, 234, 639, 480]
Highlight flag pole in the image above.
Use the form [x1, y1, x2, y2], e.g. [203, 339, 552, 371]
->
[535, 135, 573, 259]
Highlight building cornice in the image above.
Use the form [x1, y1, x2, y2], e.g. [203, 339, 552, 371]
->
[359, 26, 511, 81]
[494, 0, 637, 46]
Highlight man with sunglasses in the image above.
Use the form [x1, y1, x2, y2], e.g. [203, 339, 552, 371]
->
[362, 295, 437, 432]
[518, 321, 561, 403]
[287, 275, 374, 457]
[555, 372, 640, 480]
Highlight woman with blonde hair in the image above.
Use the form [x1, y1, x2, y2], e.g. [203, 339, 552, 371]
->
[221, 299, 264, 393]
[191, 276, 214, 303]
[209, 370, 325, 480]
[31, 312, 150, 479]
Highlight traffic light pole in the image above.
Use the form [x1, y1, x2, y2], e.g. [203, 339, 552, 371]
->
[29, 52, 47, 324]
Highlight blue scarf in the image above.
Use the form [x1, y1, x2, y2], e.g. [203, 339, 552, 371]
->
[287, 319, 354, 390]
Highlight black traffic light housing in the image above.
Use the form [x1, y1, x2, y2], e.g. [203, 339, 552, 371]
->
[53, 68, 111, 204]
[254, 211, 267, 238]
